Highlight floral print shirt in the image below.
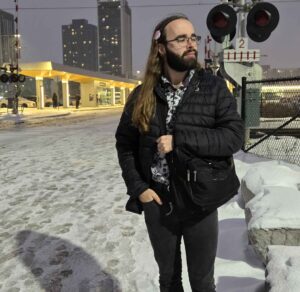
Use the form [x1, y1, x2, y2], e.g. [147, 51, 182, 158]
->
[151, 70, 195, 186]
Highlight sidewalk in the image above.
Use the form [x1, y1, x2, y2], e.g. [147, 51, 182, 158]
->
[0, 105, 124, 129]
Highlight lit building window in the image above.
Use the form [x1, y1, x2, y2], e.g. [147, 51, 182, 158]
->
[102, 18, 105, 22]
[82, 63, 85, 67]
[80, 25, 83, 28]
[83, 41, 87, 44]
[106, 26, 110, 29]
[89, 41, 92, 44]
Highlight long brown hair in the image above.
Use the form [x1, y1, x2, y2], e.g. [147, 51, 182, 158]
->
[132, 14, 189, 133]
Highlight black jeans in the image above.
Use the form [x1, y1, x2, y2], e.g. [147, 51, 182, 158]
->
[142, 182, 218, 292]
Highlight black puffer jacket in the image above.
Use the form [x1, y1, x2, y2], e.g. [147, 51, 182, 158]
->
[115, 69, 244, 214]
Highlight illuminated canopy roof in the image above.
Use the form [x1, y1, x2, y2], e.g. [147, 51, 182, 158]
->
[19, 61, 139, 89]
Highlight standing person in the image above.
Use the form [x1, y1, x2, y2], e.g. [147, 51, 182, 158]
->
[115, 14, 244, 292]
[52, 93, 58, 108]
[75, 95, 81, 109]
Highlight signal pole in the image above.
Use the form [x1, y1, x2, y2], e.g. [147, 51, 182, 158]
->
[207, 0, 280, 147]
[12, 0, 20, 115]
[238, 0, 251, 145]
[238, 0, 246, 38]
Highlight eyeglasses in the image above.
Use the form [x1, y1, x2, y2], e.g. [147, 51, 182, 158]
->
[165, 34, 201, 47]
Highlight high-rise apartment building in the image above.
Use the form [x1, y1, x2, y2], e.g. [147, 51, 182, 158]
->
[97, 0, 132, 77]
[62, 19, 98, 72]
[0, 9, 15, 66]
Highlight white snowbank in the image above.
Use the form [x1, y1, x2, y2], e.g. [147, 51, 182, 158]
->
[266, 245, 300, 292]
[241, 162, 300, 229]
[247, 186, 300, 229]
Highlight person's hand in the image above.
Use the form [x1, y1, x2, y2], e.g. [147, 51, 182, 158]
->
[157, 135, 173, 154]
[139, 189, 163, 205]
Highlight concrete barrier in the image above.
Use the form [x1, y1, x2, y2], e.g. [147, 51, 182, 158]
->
[241, 179, 300, 264]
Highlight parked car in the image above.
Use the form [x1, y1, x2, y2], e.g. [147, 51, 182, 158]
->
[0, 97, 36, 108]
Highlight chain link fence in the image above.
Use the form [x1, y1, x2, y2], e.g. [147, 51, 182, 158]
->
[242, 76, 300, 166]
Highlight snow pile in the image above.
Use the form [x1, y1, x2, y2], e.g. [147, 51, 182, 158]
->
[266, 245, 300, 292]
[243, 164, 300, 229]
[238, 159, 300, 264]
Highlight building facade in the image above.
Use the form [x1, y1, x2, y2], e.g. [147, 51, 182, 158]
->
[62, 19, 98, 72]
[0, 9, 15, 66]
[97, 0, 132, 77]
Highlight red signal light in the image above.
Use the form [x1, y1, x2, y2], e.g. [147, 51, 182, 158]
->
[213, 12, 230, 29]
[255, 10, 271, 27]
[207, 4, 237, 43]
[0, 74, 9, 83]
[9, 74, 19, 83]
[247, 2, 279, 42]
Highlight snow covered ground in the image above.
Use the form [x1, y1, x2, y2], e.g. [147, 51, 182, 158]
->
[0, 114, 298, 292]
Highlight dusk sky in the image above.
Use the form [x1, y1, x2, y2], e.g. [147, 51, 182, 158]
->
[1, 0, 300, 74]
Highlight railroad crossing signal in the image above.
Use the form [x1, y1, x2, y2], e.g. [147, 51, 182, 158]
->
[207, 2, 279, 43]
[0, 73, 26, 83]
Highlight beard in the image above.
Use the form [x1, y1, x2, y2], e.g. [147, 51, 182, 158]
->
[165, 47, 198, 72]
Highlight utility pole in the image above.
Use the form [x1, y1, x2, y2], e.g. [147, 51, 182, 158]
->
[12, 0, 20, 115]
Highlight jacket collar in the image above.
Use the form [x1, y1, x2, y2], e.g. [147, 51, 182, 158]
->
[161, 69, 195, 90]
[154, 68, 205, 102]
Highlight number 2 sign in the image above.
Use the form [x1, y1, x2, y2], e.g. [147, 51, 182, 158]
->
[236, 37, 248, 50]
